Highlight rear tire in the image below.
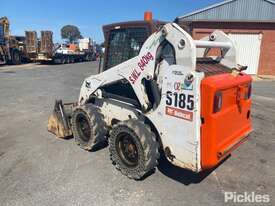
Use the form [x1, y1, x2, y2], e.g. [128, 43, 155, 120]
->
[53, 58, 60, 64]
[11, 50, 21, 65]
[66, 57, 70, 64]
[61, 57, 66, 64]
[71, 104, 107, 151]
[109, 119, 159, 180]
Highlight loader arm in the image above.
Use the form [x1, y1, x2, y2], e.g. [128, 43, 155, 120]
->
[79, 23, 197, 110]
[79, 23, 237, 112]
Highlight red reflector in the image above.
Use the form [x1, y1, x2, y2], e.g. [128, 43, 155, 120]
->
[213, 91, 223, 113]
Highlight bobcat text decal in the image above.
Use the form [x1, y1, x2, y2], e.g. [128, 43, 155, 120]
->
[129, 52, 154, 84]
[165, 106, 193, 121]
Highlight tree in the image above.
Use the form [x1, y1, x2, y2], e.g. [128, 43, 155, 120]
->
[61, 25, 82, 43]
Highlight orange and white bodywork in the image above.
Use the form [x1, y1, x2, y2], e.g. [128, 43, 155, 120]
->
[78, 23, 253, 172]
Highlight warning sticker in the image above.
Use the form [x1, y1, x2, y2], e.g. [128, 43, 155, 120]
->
[165, 106, 193, 121]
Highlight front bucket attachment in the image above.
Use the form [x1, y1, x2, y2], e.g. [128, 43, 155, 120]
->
[47, 100, 75, 139]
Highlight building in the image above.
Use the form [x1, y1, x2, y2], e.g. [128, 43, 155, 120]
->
[176, 0, 275, 75]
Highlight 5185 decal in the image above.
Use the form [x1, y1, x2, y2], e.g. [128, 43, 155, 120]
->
[166, 91, 194, 111]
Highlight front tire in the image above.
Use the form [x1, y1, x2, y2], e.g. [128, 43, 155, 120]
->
[71, 105, 106, 151]
[109, 120, 159, 180]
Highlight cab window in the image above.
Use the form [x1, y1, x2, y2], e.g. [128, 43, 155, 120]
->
[156, 40, 176, 65]
[106, 27, 148, 69]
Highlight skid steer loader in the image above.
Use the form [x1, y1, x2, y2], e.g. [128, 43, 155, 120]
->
[48, 22, 252, 180]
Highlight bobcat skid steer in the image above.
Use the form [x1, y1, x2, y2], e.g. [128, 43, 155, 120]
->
[48, 23, 253, 180]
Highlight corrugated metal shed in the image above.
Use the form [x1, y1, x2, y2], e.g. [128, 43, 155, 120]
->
[177, 0, 275, 21]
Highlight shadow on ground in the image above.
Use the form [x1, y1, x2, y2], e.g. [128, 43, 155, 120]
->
[56, 135, 229, 185]
[157, 152, 230, 185]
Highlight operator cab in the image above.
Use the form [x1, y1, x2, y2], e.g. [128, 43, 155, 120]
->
[98, 13, 179, 110]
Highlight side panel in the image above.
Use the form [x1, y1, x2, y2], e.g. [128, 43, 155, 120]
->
[148, 65, 204, 172]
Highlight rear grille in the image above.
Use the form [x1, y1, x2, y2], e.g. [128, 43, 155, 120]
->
[196, 58, 232, 76]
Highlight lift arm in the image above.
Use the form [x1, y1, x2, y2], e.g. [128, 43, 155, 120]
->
[78, 23, 237, 111]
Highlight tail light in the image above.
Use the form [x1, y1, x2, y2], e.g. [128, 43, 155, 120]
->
[246, 84, 252, 99]
[213, 91, 223, 113]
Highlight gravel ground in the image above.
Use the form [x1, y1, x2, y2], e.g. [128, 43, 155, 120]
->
[0, 62, 274, 206]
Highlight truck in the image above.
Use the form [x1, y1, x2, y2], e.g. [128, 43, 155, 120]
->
[0, 17, 22, 65]
[36, 31, 96, 64]
[47, 12, 252, 180]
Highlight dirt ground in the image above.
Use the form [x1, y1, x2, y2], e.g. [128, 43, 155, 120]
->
[0, 62, 274, 206]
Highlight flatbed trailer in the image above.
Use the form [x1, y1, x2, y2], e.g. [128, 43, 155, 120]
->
[36, 31, 96, 64]
[37, 51, 95, 64]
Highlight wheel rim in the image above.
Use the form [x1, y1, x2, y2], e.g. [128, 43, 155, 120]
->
[76, 113, 91, 142]
[116, 132, 139, 167]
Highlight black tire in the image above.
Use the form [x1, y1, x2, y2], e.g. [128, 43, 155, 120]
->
[66, 57, 70, 64]
[11, 50, 21, 65]
[53, 58, 60, 64]
[61, 57, 66, 64]
[109, 119, 159, 180]
[71, 105, 106, 151]
[85, 54, 91, 61]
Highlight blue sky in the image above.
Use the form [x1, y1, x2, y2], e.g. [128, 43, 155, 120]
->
[2, 0, 221, 43]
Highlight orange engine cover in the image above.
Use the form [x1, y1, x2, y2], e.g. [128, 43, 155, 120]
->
[200, 73, 253, 170]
